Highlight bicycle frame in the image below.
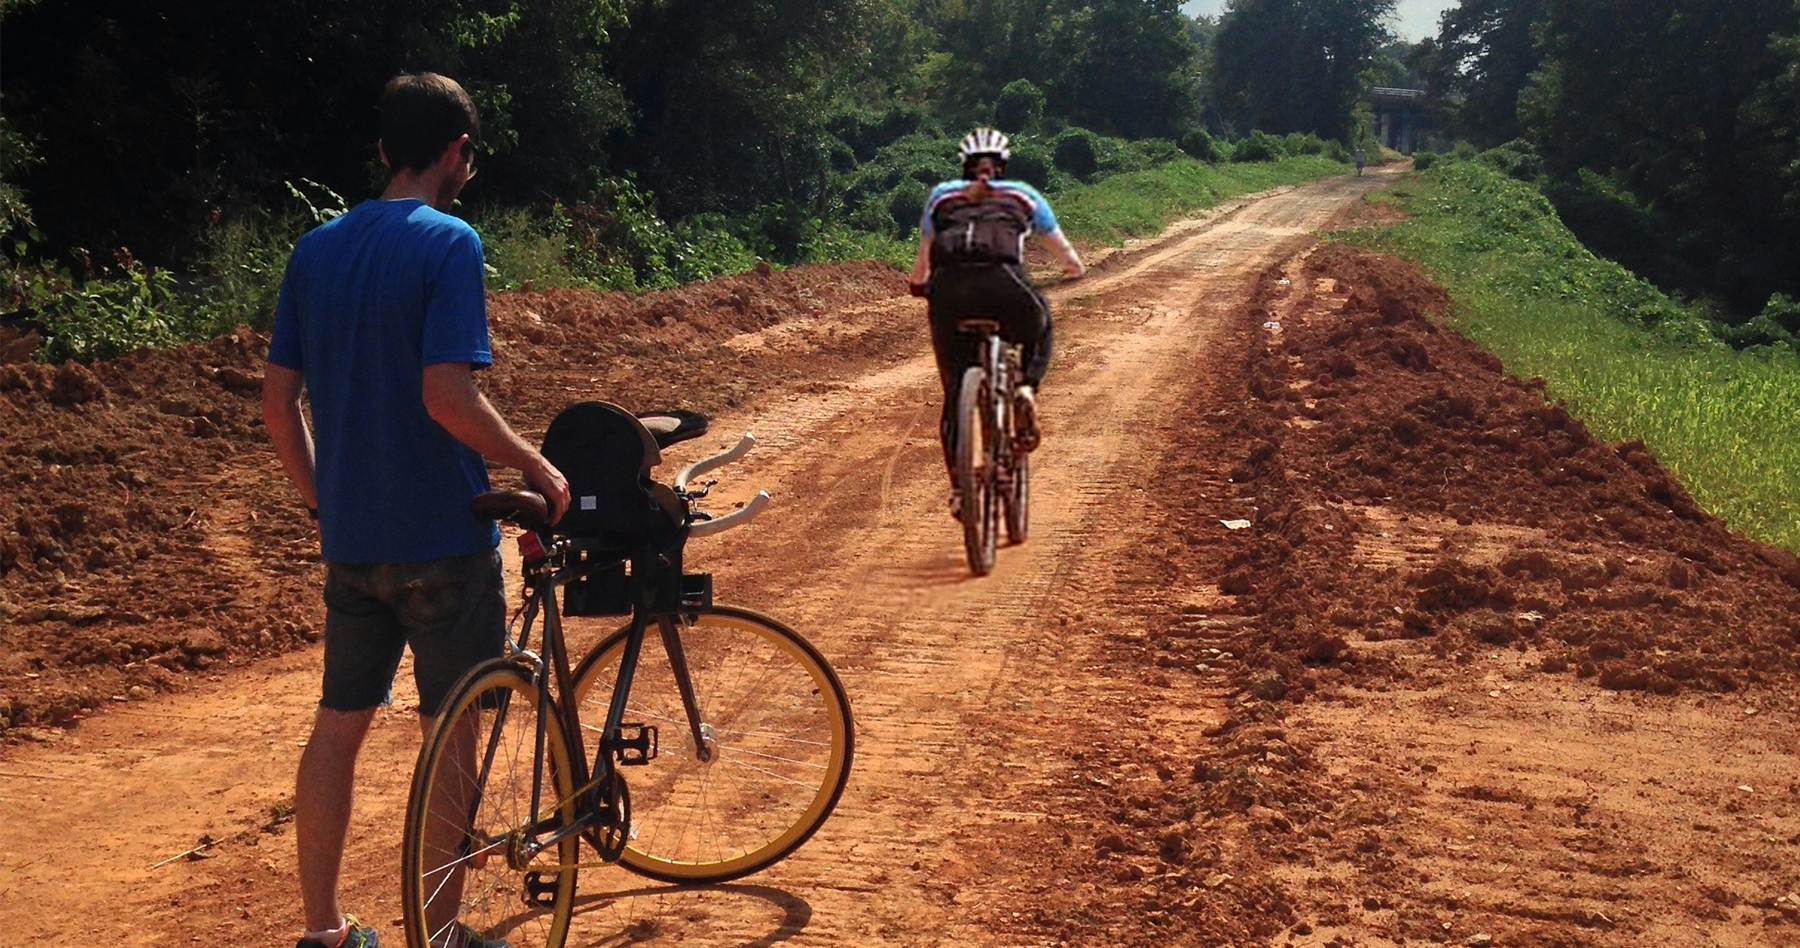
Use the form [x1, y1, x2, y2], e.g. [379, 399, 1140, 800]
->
[462, 540, 713, 866]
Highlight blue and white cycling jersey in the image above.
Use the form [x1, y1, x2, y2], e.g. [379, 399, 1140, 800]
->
[920, 179, 1063, 240]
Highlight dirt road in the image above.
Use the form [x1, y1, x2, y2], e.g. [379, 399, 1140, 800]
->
[0, 173, 1387, 944]
[11, 167, 1797, 947]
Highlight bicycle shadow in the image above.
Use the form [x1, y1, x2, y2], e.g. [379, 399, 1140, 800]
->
[558, 881, 812, 947]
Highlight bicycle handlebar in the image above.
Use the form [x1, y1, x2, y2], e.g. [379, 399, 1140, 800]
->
[688, 490, 772, 539]
[675, 433, 757, 492]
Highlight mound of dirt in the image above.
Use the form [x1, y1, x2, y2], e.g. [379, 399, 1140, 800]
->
[0, 261, 904, 738]
[1219, 244, 1800, 697]
[1000, 243, 1800, 948]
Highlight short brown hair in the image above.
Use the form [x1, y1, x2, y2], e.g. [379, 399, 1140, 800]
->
[380, 73, 480, 173]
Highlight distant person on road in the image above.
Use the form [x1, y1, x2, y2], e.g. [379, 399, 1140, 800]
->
[262, 72, 569, 948]
[908, 127, 1085, 521]
[1356, 146, 1367, 176]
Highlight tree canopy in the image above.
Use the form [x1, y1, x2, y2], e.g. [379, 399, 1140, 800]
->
[1421, 0, 1800, 314]
[1210, 0, 1396, 139]
[0, 0, 1220, 267]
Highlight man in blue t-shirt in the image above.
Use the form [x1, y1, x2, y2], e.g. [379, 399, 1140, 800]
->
[908, 128, 1085, 521]
[262, 73, 568, 948]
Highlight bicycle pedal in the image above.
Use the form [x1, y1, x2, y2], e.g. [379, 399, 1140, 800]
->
[522, 871, 562, 907]
[615, 723, 658, 765]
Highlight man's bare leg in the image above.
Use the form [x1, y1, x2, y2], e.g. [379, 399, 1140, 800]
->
[297, 706, 378, 933]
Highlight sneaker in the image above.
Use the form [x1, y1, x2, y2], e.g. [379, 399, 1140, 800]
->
[446, 924, 511, 948]
[297, 914, 378, 948]
[1013, 386, 1041, 452]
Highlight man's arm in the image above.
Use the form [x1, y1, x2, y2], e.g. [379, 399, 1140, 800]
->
[262, 363, 319, 512]
[421, 362, 571, 524]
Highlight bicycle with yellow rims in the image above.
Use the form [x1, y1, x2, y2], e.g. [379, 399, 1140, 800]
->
[399, 408, 854, 948]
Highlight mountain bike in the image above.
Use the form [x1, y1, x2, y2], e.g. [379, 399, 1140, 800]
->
[399, 406, 854, 948]
[953, 318, 1029, 576]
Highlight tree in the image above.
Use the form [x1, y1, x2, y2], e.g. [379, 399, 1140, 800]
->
[1418, 0, 1545, 146]
[1047, 0, 1200, 138]
[601, 0, 875, 217]
[1524, 0, 1797, 222]
[1211, 0, 1396, 140]
[995, 79, 1048, 133]
[1519, 0, 1800, 311]
[0, 0, 630, 265]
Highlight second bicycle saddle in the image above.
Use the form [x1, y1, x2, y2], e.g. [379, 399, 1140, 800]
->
[635, 409, 709, 449]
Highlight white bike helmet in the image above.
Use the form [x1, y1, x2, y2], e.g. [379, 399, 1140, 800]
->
[958, 127, 1011, 163]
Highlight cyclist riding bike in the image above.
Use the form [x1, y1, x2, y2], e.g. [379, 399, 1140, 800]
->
[908, 128, 1084, 521]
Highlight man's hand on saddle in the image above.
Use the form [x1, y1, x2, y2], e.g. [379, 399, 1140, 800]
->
[523, 454, 571, 525]
[909, 279, 930, 298]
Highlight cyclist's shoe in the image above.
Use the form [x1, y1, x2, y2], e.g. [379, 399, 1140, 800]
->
[443, 924, 510, 948]
[1013, 385, 1041, 453]
[297, 914, 378, 948]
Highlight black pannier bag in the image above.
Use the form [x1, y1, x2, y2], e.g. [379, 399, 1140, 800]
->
[929, 194, 1031, 267]
[539, 401, 684, 554]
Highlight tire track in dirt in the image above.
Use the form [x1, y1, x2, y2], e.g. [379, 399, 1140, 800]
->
[0, 172, 1393, 946]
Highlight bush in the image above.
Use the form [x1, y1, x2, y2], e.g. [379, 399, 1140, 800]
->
[1231, 130, 1282, 163]
[1720, 294, 1800, 352]
[1051, 127, 1101, 180]
[1411, 151, 1437, 171]
[828, 105, 937, 162]
[994, 80, 1046, 136]
[1477, 139, 1544, 182]
[1003, 141, 1069, 192]
[1322, 140, 1352, 164]
[885, 182, 929, 236]
[1130, 138, 1187, 167]
[1284, 132, 1328, 157]
[1451, 141, 1479, 161]
[1178, 128, 1226, 164]
[476, 207, 582, 291]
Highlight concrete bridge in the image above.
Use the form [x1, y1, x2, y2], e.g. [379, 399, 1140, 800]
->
[1370, 87, 1424, 154]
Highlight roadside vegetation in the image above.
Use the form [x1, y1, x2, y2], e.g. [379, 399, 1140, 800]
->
[0, 0, 1394, 364]
[1341, 159, 1800, 551]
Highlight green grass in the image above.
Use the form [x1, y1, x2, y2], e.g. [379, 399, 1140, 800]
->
[1339, 159, 1800, 552]
[1054, 155, 1349, 247]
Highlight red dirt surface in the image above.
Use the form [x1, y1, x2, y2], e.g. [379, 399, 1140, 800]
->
[997, 244, 1800, 947]
[0, 261, 903, 737]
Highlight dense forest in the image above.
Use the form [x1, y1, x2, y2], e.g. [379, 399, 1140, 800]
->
[5, 0, 1794, 358]
[0, 1, 1375, 287]
[1412, 0, 1800, 331]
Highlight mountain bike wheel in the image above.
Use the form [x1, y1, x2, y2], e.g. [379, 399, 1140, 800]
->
[570, 605, 854, 883]
[1004, 449, 1029, 544]
[403, 659, 578, 948]
[957, 364, 997, 575]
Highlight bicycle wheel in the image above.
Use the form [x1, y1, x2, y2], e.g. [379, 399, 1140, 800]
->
[403, 659, 579, 948]
[569, 605, 854, 883]
[957, 364, 997, 575]
[1004, 448, 1029, 544]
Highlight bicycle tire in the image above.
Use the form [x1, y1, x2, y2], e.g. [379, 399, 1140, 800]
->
[1005, 449, 1029, 544]
[957, 364, 997, 575]
[569, 605, 855, 883]
[402, 658, 579, 948]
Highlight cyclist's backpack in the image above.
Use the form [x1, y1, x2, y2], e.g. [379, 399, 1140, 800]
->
[539, 401, 683, 554]
[929, 193, 1031, 267]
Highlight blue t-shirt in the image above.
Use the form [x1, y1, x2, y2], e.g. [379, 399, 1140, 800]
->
[920, 179, 1063, 238]
[267, 199, 501, 564]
